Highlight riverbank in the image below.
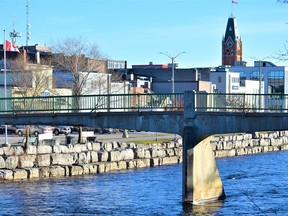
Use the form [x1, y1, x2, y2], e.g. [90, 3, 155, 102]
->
[0, 140, 182, 181]
[0, 130, 288, 181]
[212, 131, 288, 158]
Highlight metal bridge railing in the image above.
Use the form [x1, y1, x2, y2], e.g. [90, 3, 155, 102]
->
[196, 92, 288, 112]
[0, 92, 286, 114]
[0, 93, 184, 114]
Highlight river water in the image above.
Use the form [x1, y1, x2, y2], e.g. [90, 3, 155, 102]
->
[0, 151, 287, 215]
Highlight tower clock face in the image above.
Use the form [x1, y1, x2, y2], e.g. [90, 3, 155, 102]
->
[227, 41, 233, 48]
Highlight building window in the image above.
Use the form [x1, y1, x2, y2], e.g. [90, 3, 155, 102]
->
[250, 71, 261, 80]
[268, 71, 284, 94]
[239, 72, 246, 86]
[218, 76, 221, 83]
[231, 77, 239, 83]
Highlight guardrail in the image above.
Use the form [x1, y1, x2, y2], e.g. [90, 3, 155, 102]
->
[0, 93, 184, 113]
[0, 92, 286, 114]
[196, 92, 287, 112]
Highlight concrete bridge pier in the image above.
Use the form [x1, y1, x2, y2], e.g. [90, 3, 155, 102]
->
[182, 91, 225, 204]
[182, 127, 226, 204]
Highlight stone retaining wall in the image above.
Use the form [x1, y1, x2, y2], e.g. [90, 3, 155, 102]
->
[1, 130, 288, 181]
[0, 140, 182, 181]
[212, 131, 288, 158]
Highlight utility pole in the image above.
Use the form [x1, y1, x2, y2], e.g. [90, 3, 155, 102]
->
[159, 51, 186, 93]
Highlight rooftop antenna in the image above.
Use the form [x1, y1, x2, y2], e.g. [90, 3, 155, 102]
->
[10, 20, 21, 45]
[26, 0, 31, 48]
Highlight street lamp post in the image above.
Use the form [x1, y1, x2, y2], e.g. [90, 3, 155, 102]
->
[160, 51, 186, 93]
[252, 56, 268, 111]
[160, 51, 185, 141]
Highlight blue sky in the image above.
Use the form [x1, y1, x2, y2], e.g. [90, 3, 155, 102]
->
[1, 0, 288, 68]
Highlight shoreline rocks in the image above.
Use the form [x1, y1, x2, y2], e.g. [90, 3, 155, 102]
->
[0, 140, 183, 181]
[1, 130, 288, 181]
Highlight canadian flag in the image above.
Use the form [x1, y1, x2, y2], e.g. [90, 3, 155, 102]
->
[5, 40, 20, 53]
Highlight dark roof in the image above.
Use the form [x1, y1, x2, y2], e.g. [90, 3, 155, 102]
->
[223, 16, 240, 42]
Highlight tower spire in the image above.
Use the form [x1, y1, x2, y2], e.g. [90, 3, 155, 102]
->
[222, 16, 242, 66]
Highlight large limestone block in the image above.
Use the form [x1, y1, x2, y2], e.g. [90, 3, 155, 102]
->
[53, 145, 61, 154]
[109, 151, 121, 162]
[0, 156, 5, 169]
[26, 168, 39, 179]
[98, 151, 109, 162]
[162, 156, 178, 165]
[78, 152, 89, 164]
[136, 159, 150, 168]
[81, 164, 90, 174]
[126, 160, 136, 169]
[121, 149, 134, 161]
[0, 148, 4, 156]
[251, 139, 260, 147]
[166, 149, 175, 157]
[51, 153, 76, 166]
[86, 142, 93, 151]
[37, 146, 52, 154]
[6, 156, 19, 169]
[67, 144, 82, 153]
[13, 169, 28, 180]
[270, 138, 283, 146]
[26, 146, 37, 155]
[135, 148, 145, 159]
[151, 158, 160, 166]
[37, 154, 51, 167]
[150, 149, 166, 158]
[2, 146, 14, 156]
[80, 144, 88, 152]
[119, 142, 128, 149]
[102, 142, 113, 152]
[92, 143, 101, 151]
[0, 170, 13, 180]
[105, 162, 118, 172]
[174, 147, 182, 156]
[19, 155, 36, 168]
[89, 164, 98, 174]
[97, 163, 105, 173]
[59, 145, 69, 153]
[112, 141, 119, 149]
[117, 161, 127, 170]
[4, 146, 24, 156]
[128, 143, 136, 149]
[70, 165, 83, 176]
[90, 151, 98, 163]
[260, 138, 270, 146]
[39, 167, 50, 178]
[50, 166, 65, 177]
[236, 148, 246, 156]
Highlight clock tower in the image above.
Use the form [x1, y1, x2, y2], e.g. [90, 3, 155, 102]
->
[222, 16, 242, 66]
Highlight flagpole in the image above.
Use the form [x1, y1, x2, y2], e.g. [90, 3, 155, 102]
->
[3, 30, 9, 146]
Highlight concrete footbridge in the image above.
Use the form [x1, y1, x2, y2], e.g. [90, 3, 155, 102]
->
[0, 91, 287, 205]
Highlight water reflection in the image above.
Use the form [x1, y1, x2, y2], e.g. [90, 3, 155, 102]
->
[182, 201, 223, 216]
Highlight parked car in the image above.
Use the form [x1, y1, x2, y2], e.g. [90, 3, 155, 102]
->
[0, 125, 19, 134]
[15, 125, 45, 137]
[53, 126, 71, 135]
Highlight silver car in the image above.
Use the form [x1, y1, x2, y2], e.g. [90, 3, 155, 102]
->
[53, 126, 71, 135]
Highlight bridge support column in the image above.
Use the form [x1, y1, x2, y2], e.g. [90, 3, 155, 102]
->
[182, 127, 226, 205]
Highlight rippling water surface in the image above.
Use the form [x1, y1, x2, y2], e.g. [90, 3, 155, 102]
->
[0, 151, 287, 215]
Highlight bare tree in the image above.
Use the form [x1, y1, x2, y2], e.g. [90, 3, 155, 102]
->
[51, 37, 105, 96]
[273, 0, 288, 60]
[51, 37, 105, 143]
[9, 56, 55, 150]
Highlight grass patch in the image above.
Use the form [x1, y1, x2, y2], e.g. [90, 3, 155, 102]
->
[131, 138, 174, 145]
